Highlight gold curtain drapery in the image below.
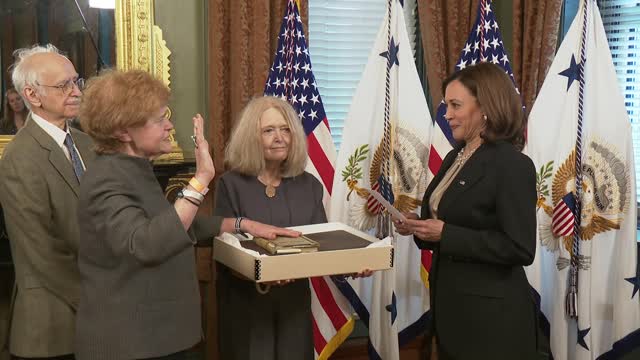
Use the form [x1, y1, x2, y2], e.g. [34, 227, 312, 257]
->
[512, 0, 563, 114]
[417, 0, 479, 109]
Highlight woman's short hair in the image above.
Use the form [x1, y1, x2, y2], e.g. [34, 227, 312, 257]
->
[79, 69, 170, 154]
[225, 96, 307, 177]
[442, 62, 525, 150]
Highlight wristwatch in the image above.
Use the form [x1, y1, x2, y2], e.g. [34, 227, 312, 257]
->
[177, 188, 205, 202]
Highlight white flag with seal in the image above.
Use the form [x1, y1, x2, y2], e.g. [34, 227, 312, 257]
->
[525, 1, 640, 358]
[329, 0, 432, 358]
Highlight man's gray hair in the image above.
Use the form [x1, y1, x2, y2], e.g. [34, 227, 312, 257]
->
[10, 44, 67, 109]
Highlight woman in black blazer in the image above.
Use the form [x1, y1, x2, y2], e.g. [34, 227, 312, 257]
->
[395, 62, 539, 360]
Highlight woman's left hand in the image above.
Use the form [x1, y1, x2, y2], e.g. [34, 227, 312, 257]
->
[402, 218, 444, 242]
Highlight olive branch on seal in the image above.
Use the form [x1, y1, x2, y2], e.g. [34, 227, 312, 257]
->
[341, 144, 369, 200]
[536, 161, 554, 198]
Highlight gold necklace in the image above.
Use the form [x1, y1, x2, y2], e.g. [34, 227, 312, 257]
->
[265, 184, 277, 198]
[454, 144, 480, 166]
[258, 176, 280, 198]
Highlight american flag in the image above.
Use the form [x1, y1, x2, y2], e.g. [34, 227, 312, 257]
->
[552, 192, 576, 237]
[263, 1, 352, 359]
[423, 0, 519, 288]
[264, 0, 335, 198]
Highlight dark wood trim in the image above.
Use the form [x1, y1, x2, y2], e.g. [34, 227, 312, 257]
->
[332, 335, 426, 360]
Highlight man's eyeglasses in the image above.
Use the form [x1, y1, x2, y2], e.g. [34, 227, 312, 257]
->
[37, 78, 85, 95]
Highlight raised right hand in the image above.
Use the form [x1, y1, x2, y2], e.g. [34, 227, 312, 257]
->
[192, 114, 215, 185]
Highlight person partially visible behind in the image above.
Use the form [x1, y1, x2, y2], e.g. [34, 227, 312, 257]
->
[75, 70, 299, 360]
[0, 44, 94, 360]
[395, 62, 539, 360]
[0, 88, 28, 135]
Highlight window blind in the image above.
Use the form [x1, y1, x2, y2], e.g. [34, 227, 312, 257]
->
[599, 0, 640, 202]
[309, 0, 417, 150]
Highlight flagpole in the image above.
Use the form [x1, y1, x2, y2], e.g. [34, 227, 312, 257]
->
[479, 0, 487, 60]
[566, 0, 589, 320]
[376, 0, 395, 240]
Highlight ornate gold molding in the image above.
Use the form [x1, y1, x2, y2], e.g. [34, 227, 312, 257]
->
[0, 136, 12, 159]
[115, 0, 183, 164]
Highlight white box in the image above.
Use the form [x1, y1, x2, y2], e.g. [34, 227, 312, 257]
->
[213, 222, 394, 282]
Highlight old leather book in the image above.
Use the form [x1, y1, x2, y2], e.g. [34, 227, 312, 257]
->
[253, 235, 320, 255]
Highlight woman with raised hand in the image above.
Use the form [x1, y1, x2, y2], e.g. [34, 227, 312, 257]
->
[75, 70, 298, 360]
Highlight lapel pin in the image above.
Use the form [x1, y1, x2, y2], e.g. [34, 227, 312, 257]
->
[459, 180, 466, 186]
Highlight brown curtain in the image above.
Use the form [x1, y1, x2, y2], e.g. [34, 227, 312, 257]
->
[417, 0, 479, 109]
[512, 0, 563, 113]
[208, 0, 308, 173]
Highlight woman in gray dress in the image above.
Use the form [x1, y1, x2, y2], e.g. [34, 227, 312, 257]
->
[75, 71, 299, 360]
[215, 96, 327, 360]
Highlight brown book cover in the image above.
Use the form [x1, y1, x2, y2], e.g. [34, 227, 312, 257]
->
[242, 230, 373, 255]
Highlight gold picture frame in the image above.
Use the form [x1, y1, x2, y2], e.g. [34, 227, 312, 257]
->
[115, 0, 184, 164]
[0, 136, 11, 159]
[0, 0, 184, 163]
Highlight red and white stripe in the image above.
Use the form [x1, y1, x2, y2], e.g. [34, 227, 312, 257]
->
[421, 119, 452, 288]
[304, 117, 336, 212]
[310, 276, 355, 359]
[306, 116, 355, 360]
[366, 181, 383, 215]
[552, 200, 575, 237]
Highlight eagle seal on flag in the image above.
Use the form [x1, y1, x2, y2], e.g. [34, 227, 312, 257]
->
[340, 125, 429, 232]
[536, 137, 630, 270]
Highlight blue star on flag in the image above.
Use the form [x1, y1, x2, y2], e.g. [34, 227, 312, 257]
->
[625, 276, 640, 299]
[624, 243, 640, 298]
[559, 54, 582, 91]
[379, 37, 399, 69]
[385, 291, 397, 325]
[578, 327, 590, 350]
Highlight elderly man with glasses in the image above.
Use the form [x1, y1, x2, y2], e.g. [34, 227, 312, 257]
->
[0, 44, 95, 360]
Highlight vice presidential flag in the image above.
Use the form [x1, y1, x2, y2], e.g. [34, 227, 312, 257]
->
[329, 0, 431, 358]
[525, 0, 640, 358]
[264, 1, 354, 359]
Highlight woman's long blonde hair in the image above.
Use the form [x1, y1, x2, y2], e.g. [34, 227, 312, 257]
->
[225, 96, 307, 177]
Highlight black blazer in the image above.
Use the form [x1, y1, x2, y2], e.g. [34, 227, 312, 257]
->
[416, 141, 538, 360]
